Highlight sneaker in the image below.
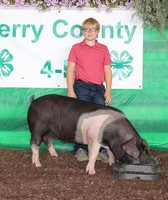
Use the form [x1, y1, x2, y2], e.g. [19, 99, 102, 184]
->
[75, 148, 89, 161]
[97, 149, 109, 163]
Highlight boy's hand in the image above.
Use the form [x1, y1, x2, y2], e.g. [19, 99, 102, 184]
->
[104, 92, 112, 104]
[68, 91, 77, 98]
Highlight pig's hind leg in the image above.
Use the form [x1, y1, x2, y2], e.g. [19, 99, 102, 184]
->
[31, 132, 43, 167]
[43, 132, 58, 157]
[30, 126, 51, 167]
[31, 143, 42, 167]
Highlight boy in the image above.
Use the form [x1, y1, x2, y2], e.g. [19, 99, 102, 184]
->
[66, 17, 112, 162]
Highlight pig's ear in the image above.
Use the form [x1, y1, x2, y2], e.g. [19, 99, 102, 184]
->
[122, 138, 140, 159]
[143, 139, 150, 155]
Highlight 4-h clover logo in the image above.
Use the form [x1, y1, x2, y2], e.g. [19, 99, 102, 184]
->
[110, 50, 133, 80]
[0, 49, 14, 79]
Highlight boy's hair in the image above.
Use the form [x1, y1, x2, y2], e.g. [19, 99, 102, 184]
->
[82, 18, 100, 30]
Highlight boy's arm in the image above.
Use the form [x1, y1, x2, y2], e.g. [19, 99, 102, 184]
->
[104, 65, 112, 104]
[66, 61, 76, 98]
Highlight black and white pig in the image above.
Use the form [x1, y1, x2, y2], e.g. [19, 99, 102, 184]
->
[27, 94, 149, 175]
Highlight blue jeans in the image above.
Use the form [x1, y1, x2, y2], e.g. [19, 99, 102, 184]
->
[73, 79, 105, 105]
[73, 79, 105, 152]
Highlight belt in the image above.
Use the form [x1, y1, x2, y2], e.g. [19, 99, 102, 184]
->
[76, 79, 102, 86]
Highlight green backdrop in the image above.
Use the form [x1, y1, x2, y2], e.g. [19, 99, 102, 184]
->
[0, 27, 168, 151]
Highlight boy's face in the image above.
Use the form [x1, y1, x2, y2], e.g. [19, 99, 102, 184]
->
[82, 25, 99, 41]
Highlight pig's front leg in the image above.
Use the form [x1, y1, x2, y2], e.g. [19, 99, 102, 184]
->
[86, 142, 101, 175]
[106, 149, 115, 165]
[31, 144, 42, 167]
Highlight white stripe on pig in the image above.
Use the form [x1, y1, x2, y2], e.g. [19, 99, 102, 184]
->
[75, 109, 125, 145]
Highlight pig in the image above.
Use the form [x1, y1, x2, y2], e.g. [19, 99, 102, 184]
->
[27, 94, 149, 175]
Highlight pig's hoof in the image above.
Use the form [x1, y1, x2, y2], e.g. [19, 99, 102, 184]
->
[48, 147, 58, 157]
[88, 170, 96, 175]
[108, 153, 115, 166]
[32, 160, 42, 167]
[109, 159, 115, 166]
[33, 162, 42, 167]
[86, 166, 96, 175]
[50, 152, 58, 157]
[35, 163, 42, 167]
[86, 169, 96, 175]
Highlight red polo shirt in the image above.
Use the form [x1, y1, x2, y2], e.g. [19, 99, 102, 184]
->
[68, 39, 112, 85]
